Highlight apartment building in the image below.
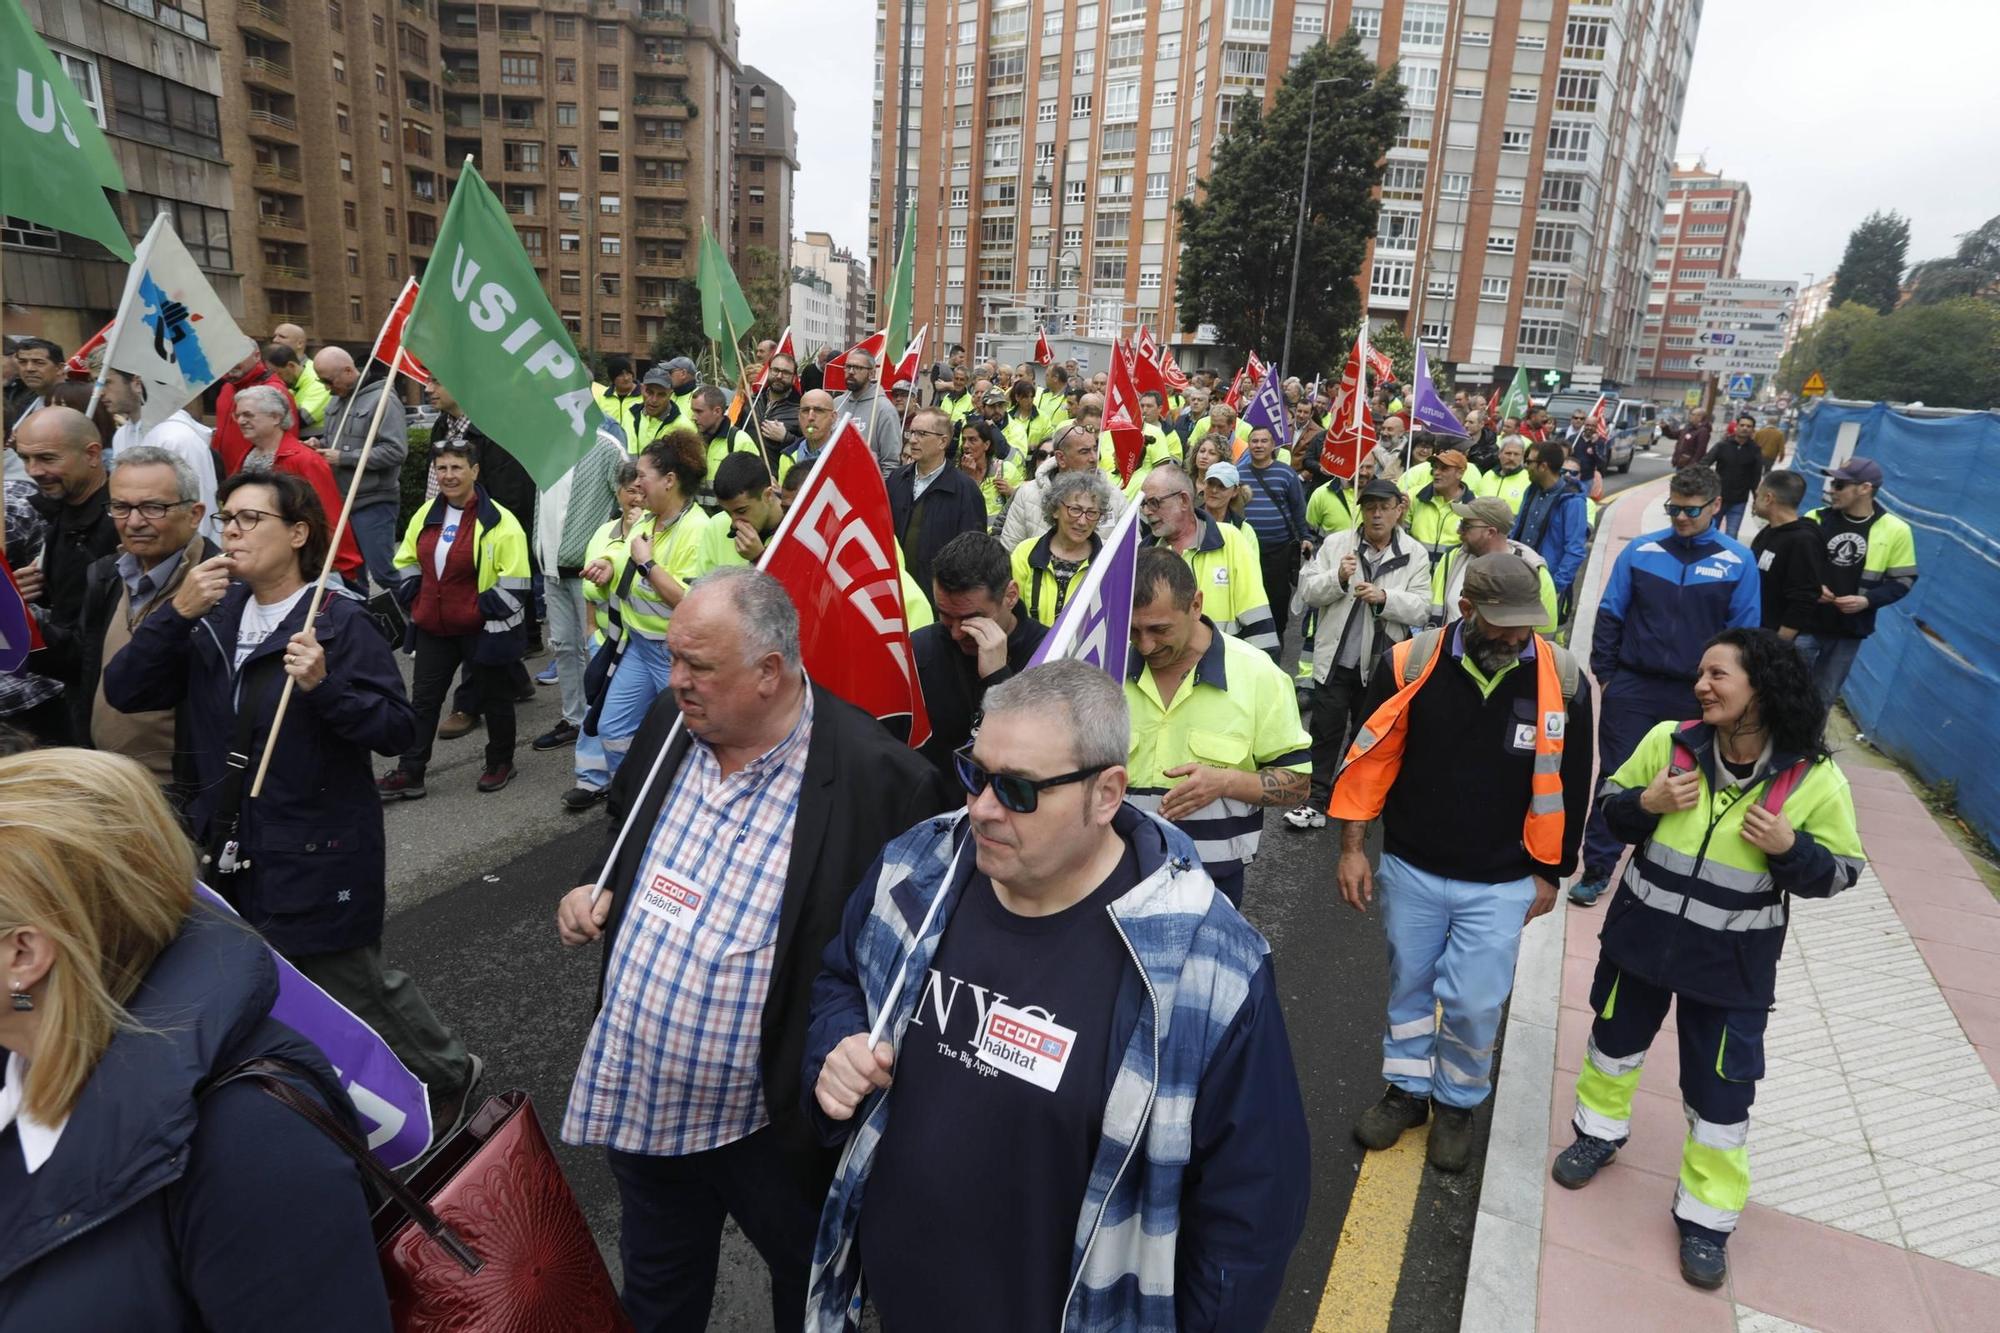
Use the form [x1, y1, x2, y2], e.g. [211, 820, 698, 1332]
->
[7, 0, 240, 352]
[1633, 161, 1751, 398]
[793, 230, 869, 351]
[789, 267, 841, 349]
[871, 0, 1698, 385]
[730, 67, 798, 326]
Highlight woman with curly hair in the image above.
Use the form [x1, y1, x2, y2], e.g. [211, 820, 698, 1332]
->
[956, 417, 1013, 533]
[1551, 628, 1864, 1291]
[1010, 468, 1112, 624]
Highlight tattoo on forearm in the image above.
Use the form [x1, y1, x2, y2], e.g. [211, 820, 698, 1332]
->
[1257, 768, 1309, 807]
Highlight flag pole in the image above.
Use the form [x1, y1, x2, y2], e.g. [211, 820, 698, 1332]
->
[247, 372, 400, 798]
[720, 311, 777, 488]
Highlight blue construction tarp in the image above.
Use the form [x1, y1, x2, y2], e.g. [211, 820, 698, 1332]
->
[1794, 400, 2000, 842]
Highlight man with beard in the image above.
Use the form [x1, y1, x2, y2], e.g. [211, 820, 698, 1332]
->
[1330, 554, 1594, 1172]
[1478, 436, 1534, 514]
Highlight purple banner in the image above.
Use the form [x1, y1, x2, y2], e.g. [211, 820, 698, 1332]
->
[197, 884, 434, 1167]
[1241, 371, 1294, 449]
[1409, 342, 1469, 439]
[1029, 499, 1143, 674]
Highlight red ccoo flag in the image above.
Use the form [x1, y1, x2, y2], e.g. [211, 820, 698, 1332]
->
[373, 278, 431, 385]
[1585, 392, 1610, 438]
[1104, 340, 1147, 484]
[1223, 367, 1247, 410]
[65, 321, 113, 380]
[753, 324, 795, 396]
[885, 323, 928, 391]
[1131, 325, 1169, 401]
[757, 419, 931, 746]
[1365, 344, 1394, 383]
[1159, 345, 1190, 392]
[1033, 328, 1054, 365]
[1246, 349, 1269, 385]
[1318, 334, 1376, 482]
[821, 328, 889, 395]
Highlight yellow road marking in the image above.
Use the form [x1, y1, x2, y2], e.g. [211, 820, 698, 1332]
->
[1312, 1127, 1430, 1332]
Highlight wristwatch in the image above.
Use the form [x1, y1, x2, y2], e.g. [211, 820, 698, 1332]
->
[634, 559, 656, 579]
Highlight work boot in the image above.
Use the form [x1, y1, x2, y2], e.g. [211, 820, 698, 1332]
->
[1568, 876, 1608, 907]
[376, 768, 426, 801]
[1551, 1132, 1621, 1188]
[477, 762, 516, 793]
[1427, 1104, 1475, 1172]
[438, 710, 480, 740]
[1678, 1232, 1728, 1290]
[1354, 1085, 1430, 1150]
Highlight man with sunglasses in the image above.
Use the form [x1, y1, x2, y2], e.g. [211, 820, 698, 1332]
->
[806, 659, 1311, 1332]
[1570, 465, 1760, 908]
[834, 348, 904, 476]
[1797, 456, 1918, 710]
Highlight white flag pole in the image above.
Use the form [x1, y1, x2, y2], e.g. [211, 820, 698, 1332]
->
[866, 833, 968, 1048]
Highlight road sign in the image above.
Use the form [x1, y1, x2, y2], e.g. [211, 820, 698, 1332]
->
[1695, 330, 1787, 351]
[1801, 371, 1827, 397]
[1684, 387, 1704, 408]
[1692, 351, 1781, 374]
[1702, 278, 1800, 305]
[1698, 306, 1788, 330]
[1726, 373, 1757, 397]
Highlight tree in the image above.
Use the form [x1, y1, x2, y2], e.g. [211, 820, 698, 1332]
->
[1836, 298, 2000, 409]
[1905, 212, 2000, 306]
[737, 244, 787, 345]
[1175, 33, 1403, 379]
[1777, 301, 1878, 395]
[1828, 211, 1910, 313]
[652, 281, 706, 365]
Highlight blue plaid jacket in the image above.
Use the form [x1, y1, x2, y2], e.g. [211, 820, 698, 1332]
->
[802, 804, 1311, 1331]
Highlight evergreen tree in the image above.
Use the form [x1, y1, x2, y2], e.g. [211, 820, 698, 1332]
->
[653, 281, 707, 365]
[1828, 211, 1911, 313]
[1175, 34, 1403, 377]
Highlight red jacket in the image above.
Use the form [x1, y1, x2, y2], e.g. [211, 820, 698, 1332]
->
[215, 365, 298, 475]
[261, 431, 366, 579]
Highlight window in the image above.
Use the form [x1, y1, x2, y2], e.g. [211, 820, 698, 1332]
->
[327, 1, 342, 33]
[557, 189, 579, 213]
[376, 112, 390, 142]
[1094, 210, 1131, 242]
[989, 6, 1027, 41]
[1376, 210, 1419, 251]
[1154, 83, 1177, 108]
[1400, 2, 1447, 47]
[1487, 230, 1517, 254]
[557, 145, 580, 168]
[1351, 5, 1382, 38]
[554, 16, 576, 38]
[516, 228, 545, 256]
[1426, 274, 1455, 299]
[986, 130, 1020, 167]
[1076, 48, 1094, 76]
[1547, 121, 1592, 163]
[1101, 125, 1137, 157]
[374, 66, 386, 93]
[1687, 222, 1727, 236]
[599, 108, 620, 128]
[1509, 80, 1539, 103]
[948, 227, 966, 249]
[1683, 245, 1723, 259]
[351, 297, 364, 325]
[1064, 178, 1087, 204]
[333, 55, 346, 84]
[502, 55, 540, 85]
[1221, 44, 1268, 83]
[1401, 63, 1438, 109]
[1479, 276, 1510, 301]
[1369, 258, 1414, 301]
[597, 63, 620, 90]
[950, 186, 970, 208]
[1225, 0, 1272, 36]
[981, 216, 1017, 249]
[557, 102, 579, 127]
[1516, 318, 1563, 356]
[127, 194, 231, 269]
[339, 153, 354, 180]
[383, 207, 396, 235]
[1539, 174, 1585, 213]
[1146, 172, 1169, 199]
[987, 48, 1025, 85]
[1091, 256, 1126, 288]
[343, 201, 357, 229]
[1530, 223, 1576, 264]
[599, 193, 621, 215]
[106, 62, 222, 157]
[601, 313, 621, 339]
[1381, 163, 1425, 201]
[381, 162, 393, 185]
[371, 13, 385, 43]
[985, 93, 1023, 127]
[1419, 322, 1450, 345]
[1500, 129, 1531, 153]
[1295, 11, 1324, 34]
[1493, 182, 1524, 205]
[1563, 16, 1610, 60]
[48, 45, 106, 128]
[1517, 20, 1548, 50]
[1397, 113, 1432, 150]
[345, 248, 360, 276]
[1038, 98, 1057, 123]
[1439, 172, 1469, 199]
[1076, 4, 1097, 30]
[1071, 93, 1092, 117]
[1104, 80, 1139, 122]
[1689, 198, 1731, 213]
[559, 232, 580, 253]
[979, 260, 1014, 290]
[1107, 33, 1146, 69]
[1043, 8, 1064, 35]
[336, 104, 350, 133]
[1554, 70, 1600, 113]
[600, 234, 622, 255]
[557, 58, 576, 82]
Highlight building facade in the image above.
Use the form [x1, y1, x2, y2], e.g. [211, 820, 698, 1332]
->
[789, 266, 840, 349]
[1633, 160, 1751, 398]
[793, 229, 868, 351]
[871, 0, 1698, 387]
[731, 66, 798, 327]
[7, 0, 240, 353]
[1782, 272, 1833, 360]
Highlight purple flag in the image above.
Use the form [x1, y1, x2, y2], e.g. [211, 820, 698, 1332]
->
[197, 883, 434, 1167]
[1240, 370, 1294, 449]
[1028, 499, 1144, 673]
[1409, 341, 1468, 438]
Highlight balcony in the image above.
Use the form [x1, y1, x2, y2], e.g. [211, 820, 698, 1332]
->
[440, 24, 479, 49]
[256, 212, 305, 234]
[633, 177, 687, 199]
[238, 1, 288, 39]
[637, 8, 688, 31]
[242, 56, 294, 90]
[502, 115, 538, 130]
[263, 264, 313, 287]
[638, 56, 689, 77]
[443, 62, 479, 84]
[630, 96, 688, 115]
[497, 26, 539, 42]
[634, 216, 687, 237]
[252, 161, 303, 190]
[246, 107, 299, 138]
[634, 298, 671, 312]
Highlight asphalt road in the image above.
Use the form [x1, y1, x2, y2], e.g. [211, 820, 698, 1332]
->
[373, 442, 1678, 1332]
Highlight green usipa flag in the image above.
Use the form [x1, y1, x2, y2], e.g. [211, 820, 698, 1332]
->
[884, 206, 916, 364]
[403, 163, 603, 490]
[697, 220, 754, 383]
[1, 0, 134, 260]
[1497, 365, 1532, 421]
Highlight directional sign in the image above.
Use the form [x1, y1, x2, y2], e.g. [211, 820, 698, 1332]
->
[1696, 329, 1786, 351]
[1726, 373, 1757, 398]
[1698, 310, 1788, 334]
[1692, 351, 1780, 374]
[1702, 278, 1800, 304]
[1801, 371, 1827, 397]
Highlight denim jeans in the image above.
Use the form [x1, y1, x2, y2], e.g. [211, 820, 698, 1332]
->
[1796, 633, 1864, 712]
[544, 576, 593, 727]
[599, 633, 674, 781]
[1718, 501, 1747, 538]
[347, 501, 402, 595]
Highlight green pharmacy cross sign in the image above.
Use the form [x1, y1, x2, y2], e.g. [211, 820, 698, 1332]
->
[1542, 370, 1563, 387]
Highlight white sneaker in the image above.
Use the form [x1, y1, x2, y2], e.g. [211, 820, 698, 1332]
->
[1283, 803, 1326, 829]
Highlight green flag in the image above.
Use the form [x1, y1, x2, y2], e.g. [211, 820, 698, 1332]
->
[884, 206, 917, 363]
[403, 162, 603, 490]
[1, 0, 134, 260]
[1497, 366, 1532, 421]
[697, 220, 755, 384]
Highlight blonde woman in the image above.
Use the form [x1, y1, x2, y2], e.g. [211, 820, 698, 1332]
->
[0, 748, 389, 1328]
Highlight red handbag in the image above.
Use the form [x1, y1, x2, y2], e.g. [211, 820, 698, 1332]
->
[211, 1059, 631, 1332]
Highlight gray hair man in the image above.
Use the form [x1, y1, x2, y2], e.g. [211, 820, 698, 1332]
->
[805, 655, 1311, 1330]
[75, 445, 218, 784]
[834, 348, 904, 477]
[312, 346, 407, 592]
[555, 566, 952, 1333]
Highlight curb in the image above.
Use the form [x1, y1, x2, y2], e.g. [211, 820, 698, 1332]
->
[1458, 473, 1673, 1333]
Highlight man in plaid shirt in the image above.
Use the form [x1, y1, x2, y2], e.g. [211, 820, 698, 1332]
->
[556, 567, 950, 1331]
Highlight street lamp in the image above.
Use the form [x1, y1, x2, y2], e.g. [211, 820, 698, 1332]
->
[1280, 76, 1369, 377]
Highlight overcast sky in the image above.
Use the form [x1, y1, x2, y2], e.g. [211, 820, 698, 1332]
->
[739, 0, 2000, 282]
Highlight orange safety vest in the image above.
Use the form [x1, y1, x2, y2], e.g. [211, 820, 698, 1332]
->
[1327, 626, 1576, 864]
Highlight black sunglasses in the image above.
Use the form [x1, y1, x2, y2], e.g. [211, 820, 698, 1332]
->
[953, 747, 1108, 814]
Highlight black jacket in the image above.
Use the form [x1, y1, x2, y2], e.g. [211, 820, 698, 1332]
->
[103, 584, 416, 956]
[0, 906, 389, 1330]
[586, 684, 954, 1156]
[911, 611, 1048, 779]
[887, 463, 990, 602]
[1703, 436, 1764, 508]
[73, 534, 219, 791]
[749, 387, 803, 464]
[26, 480, 119, 684]
[1751, 517, 1827, 635]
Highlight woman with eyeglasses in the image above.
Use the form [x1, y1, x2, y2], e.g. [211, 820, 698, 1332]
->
[1560, 459, 1600, 531]
[102, 473, 485, 1141]
[224, 383, 366, 587]
[1010, 469, 1112, 625]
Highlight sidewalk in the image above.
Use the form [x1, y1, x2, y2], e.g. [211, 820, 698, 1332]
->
[1463, 476, 2000, 1333]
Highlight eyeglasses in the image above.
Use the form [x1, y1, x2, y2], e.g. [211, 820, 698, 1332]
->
[953, 747, 1109, 814]
[906, 426, 947, 439]
[1061, 503, 1103, 522]
[1663, 502, 1710, 519]
[108, 499, 195, 521]
[1138, 492, 1185, 512]
[215, 507, 282, 531]
[844, 363, 871, 374]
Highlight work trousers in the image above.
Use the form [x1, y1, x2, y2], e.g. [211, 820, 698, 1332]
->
[605, 1128, 827, 1333]
[600, 633, 674, 782]
[1305, 663, 1370, 807]
[544, 575, 593, 728]
[290, 941, 475, 1105]
[405, 628, 517, 774]
[1570, 958, 1765, 1242]
[1378, 853, 1538, 1108]
[1258, 538, 1304, 642]
[1581, 672, 1701, 881]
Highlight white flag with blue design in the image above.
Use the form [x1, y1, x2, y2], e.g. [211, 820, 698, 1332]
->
[102, 212, 257, 429]
[1027, 497, 1145, 672]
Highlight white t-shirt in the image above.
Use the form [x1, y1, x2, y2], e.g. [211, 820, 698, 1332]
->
[234, 586, 310, 671]
[434, 505, 466, 577]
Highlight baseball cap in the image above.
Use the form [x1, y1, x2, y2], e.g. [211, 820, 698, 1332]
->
[1203, 461, 1240, 488]
[1451, 496, 1515, 531]
[1434, 448, 1469, 469]
[886, 379, 910, 396]
[980, 388, 1007, 406]
[1828, 456, 1883, 486]
[641, 365, 675, 388]
[1358, 479, 1402, 504]
[663, 356, 697, 376]
[1460, 553, 1546, 628]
